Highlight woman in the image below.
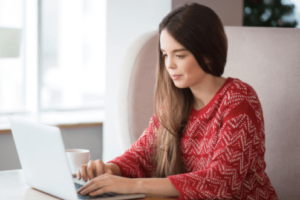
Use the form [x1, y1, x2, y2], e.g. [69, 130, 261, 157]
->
[77, 3, 278, 200]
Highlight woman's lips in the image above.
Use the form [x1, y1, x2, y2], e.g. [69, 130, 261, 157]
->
[172, 75, 182, 80]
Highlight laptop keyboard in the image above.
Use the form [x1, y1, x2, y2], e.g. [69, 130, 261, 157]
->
[75, 182, 118, 199]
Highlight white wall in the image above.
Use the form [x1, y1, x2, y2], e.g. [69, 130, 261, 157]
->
[103, 0, 171, 162]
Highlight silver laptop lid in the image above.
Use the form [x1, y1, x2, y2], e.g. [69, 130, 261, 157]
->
[9, 117, 78, 200]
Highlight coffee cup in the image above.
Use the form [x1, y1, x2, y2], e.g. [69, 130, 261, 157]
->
[66, 149, 90, 175]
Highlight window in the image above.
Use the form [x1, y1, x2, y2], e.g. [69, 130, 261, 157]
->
[0, 0, 106, 125]
[40, 0, 106, 111]
[0, 0, 25, 114]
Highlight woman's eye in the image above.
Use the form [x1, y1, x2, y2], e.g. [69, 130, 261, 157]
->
[176, 55, 185, 58]
[162, 54, 167, 58]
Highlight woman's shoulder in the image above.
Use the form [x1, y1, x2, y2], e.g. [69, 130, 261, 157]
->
[221, 77, 262, 117]
[226, 77, 258, 98]
[222, 77, 260, 105]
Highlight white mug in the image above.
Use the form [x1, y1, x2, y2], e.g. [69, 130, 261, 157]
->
[66, 149, 90, 175]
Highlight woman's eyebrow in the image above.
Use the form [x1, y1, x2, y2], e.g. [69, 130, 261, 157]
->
[160, 48, 188, 52]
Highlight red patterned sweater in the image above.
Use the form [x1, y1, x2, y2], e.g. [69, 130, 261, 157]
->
[107, 77, 278, 200]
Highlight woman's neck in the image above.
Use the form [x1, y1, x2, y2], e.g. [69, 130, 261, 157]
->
[190, 75, 226, 111]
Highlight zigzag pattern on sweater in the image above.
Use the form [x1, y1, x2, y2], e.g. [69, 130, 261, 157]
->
[107, 77, 278, 200]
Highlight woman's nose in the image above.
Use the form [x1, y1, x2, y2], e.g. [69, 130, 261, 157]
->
[165, 57, 176, 69]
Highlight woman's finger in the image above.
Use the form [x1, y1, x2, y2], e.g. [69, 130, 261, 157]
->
[77, 179, 94, 194]
[89, 186, 111, 197]
[79, 178, 111, 196]
[87, 160, 96, 181]
[81, 182, 103, 196]
[77, 169, 81, 180]
[95, 159, 104, 176]
[80, 164, 88, 182]
[105, 168, 113, 175]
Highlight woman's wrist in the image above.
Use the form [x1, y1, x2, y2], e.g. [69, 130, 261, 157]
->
[133, 178, 180, 196]
[106, 163, 123, 176]
[135, 178, 144, 194]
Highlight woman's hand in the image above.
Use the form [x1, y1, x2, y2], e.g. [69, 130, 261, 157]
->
[77, 173, 137, 196]
[77, 159, 112, 182]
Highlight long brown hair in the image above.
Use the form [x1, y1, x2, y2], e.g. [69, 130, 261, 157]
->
[152, 3, 228, 177]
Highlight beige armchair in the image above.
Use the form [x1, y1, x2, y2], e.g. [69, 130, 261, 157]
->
[118, 27, 300, 199]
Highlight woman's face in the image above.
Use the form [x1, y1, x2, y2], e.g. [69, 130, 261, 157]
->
[160, 29, 208, 89]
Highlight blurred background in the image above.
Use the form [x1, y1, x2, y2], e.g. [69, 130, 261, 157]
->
[0, 0, 299, 170]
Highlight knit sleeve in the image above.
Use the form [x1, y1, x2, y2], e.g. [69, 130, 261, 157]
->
[106, 115, 158, 178]
[167, 100, 262, 200]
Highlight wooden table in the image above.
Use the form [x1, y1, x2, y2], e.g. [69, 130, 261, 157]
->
[0, 170, 174, 200]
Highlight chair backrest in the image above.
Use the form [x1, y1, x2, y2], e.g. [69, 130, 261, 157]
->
[118, 31, 158, 151]
[118, 27, 300, 199]
[223, 27, 300, 200]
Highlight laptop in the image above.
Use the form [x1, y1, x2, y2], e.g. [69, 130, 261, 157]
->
[9, 117, 146, 200]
